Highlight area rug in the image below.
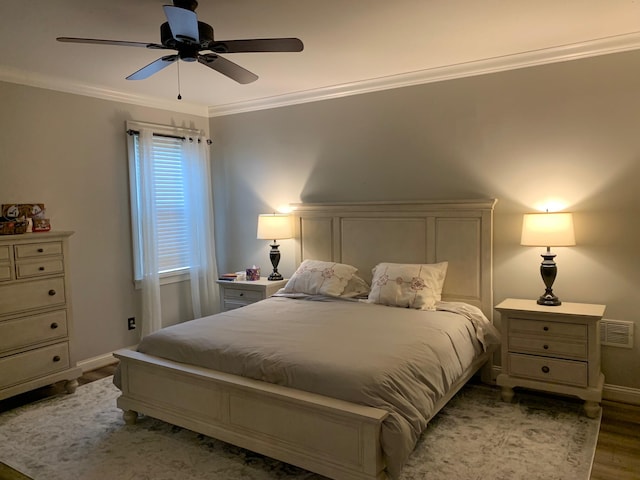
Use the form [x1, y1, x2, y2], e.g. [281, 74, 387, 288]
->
[0, 377, 600, 480]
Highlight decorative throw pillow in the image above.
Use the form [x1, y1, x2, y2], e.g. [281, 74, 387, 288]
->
[367, 262, 448, 310]
[283, 260, 358, 297]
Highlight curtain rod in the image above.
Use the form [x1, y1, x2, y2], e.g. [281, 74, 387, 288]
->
[126, 129, 212, 145]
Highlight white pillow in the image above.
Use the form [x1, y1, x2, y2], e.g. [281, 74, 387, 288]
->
[341, 274, 371, 298]
[367, 262, 448, 310]
[283, 260, 358, 297]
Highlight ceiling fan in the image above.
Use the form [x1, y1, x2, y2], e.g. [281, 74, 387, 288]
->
[56, 0, 303, 85]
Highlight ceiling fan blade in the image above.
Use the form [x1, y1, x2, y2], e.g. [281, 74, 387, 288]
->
[126, 55, 178, 80]
[209, 38, 304, 53]
[198, 54, 258, 84]
[163, 5, 199, 44]
[56, 37, 166, 49]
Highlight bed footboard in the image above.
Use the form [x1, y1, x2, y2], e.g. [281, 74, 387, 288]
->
[114, 349, 388, 480]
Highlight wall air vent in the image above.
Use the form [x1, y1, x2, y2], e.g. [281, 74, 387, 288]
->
[600, 319, 634, 348]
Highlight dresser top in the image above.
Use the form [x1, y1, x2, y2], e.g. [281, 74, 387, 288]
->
[495, 298, 606, 318]
[0, 231, 74, 242]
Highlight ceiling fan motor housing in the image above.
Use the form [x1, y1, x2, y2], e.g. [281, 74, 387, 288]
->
[160, 21, 214, 61]
[173, 0, 198, 11]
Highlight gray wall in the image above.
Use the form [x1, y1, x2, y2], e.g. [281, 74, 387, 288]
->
[0, 82, 209, 362]
[211, 50, 640, 389]
[1, 48, 638, 391]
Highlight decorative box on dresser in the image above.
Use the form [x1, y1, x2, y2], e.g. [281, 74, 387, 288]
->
[217, 278, 288, 312]
[0, 231, 82, 400]
[496, 298, 606, 418]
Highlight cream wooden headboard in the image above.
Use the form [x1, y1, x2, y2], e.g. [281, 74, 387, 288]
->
[292, 199, 497, 319]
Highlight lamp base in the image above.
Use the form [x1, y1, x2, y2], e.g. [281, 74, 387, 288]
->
[537, 249, 561, 306]
[267, 241, 283, 281]
[537, 293, 561, 306]
[268, 271, 284, 281]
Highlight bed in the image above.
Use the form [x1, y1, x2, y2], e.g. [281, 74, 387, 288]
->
[114, 199, 498, 480]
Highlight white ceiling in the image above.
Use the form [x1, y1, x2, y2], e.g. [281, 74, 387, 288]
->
[2, 1, 640, 116]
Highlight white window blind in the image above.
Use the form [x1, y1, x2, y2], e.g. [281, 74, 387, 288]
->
[139, 135, 189, 274]
[130, 131, 191, 280]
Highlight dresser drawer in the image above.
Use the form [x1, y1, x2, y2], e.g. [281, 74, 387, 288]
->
[0, 342, 70, 389]
[0, 310, 68, 353]
[0, 277, 65, 316]
[0, 246, 10, 282]
[14, 242, 62, 259]
[509, 318, 587, 340]
[509, 335, 588, 360]
[223, 288, 263, 303]
[0, 265, 11, 282]
[508, 353, 588, 387]
[16, 258, 64, 278]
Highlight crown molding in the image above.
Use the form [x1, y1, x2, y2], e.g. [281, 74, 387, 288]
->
[208, 30, 640, 117]
[0, 67, 208, 117]
[2, 31, 640, 118]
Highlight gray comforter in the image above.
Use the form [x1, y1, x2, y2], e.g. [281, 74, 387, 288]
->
[134, 296, 496, 478]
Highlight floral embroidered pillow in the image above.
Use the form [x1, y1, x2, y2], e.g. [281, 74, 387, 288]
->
[283, 260, 358, 297]
[367, 262, 448, 310]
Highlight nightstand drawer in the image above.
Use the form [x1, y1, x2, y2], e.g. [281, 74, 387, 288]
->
[509, 318, 587, 340]
[223, 288, 263, 302]
[509, 335, 587, 360]
[16, 258, 64, 278]
[0, 342, 70, 389]
[508, 353, 588, 387]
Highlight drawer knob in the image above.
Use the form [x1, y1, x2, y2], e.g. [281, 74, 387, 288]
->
[541, 366, 550, 374]
[39, 266, 45, 271]
[38, 248, 44, 253]
[50, 322, 59, 329]
[48, 289, 56, 296]
[543, 326, 549, 332]
[239, 292, 244, 297]
[543, 344, 549, 350]
[53, 355, 61, 362]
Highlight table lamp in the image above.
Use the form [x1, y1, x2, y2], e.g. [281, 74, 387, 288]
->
[521, 212, 575, 306]
[257, 213, 293, 281]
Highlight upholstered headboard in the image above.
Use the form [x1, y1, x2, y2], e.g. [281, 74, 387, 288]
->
[292, 199, 497, 319]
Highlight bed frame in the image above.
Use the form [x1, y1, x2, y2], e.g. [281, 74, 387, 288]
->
[114, 199, 497, 480]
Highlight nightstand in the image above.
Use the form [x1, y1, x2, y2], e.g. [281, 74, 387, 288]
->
[495, 298, 606, 418]
[217, 278, 288, 311]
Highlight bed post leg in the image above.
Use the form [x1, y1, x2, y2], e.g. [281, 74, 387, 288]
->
[123, 409, 139, 425]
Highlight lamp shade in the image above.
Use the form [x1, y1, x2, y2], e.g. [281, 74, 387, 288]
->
[521, 212, 576, 247]
[257, 214, 293, 240]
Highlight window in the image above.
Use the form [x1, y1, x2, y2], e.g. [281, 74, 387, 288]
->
[126, 121, 218, 331]
[127, 122, 196, 283]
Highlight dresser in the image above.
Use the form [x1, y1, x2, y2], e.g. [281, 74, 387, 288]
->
[217, 278, 288, 311]
[0, 232, 82, 400]
[495, 298, 606, 418]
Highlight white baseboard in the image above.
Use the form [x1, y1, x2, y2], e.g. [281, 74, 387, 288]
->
[491, 365, 640, 406]
[603, 384, 640, 405]
[77, 345, 137, 373]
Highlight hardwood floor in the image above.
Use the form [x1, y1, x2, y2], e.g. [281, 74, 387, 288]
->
[591, 400, 640, 480]
[1, 364, 639, 479]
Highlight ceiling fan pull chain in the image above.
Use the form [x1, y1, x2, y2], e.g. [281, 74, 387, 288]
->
[177, 60, 182, 100]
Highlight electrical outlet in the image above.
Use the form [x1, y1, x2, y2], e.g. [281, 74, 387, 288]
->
[127, 317, 136, 330]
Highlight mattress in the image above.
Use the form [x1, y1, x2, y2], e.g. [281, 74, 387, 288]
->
[134, 296, 498, 478]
